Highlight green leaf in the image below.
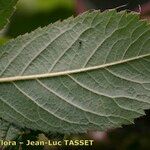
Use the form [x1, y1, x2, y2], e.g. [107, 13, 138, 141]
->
[0, 119, 20, 141]
[0, 10, 150, 133]
[0, 0, 18, 30]
[0, 37, 8, 45]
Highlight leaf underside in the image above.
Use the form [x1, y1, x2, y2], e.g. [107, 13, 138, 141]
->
[0, 119, 20, 141]
[0, 10, 150, 134]
[0, 0, 18, 30]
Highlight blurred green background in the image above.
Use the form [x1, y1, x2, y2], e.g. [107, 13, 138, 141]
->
[2, 0, 150, 150]
[5, 0, 75, 38]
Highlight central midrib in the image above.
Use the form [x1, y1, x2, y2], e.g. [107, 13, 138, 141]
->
[0, 53, 149, 83]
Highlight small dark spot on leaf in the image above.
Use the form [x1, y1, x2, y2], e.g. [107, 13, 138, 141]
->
[79, 41, 82, 45]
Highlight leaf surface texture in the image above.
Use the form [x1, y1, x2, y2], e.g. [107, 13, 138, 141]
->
[0, 119, 20, 141]
[0, 0, 18, 30]
[0, 10, 150, 133]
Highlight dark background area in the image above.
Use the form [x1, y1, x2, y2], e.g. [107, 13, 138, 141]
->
[4, 0, 150, 38]
[2, 0, 150, 150]
[76, 0, 150, 11]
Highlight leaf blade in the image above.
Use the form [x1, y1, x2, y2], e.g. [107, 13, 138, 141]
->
[0, 119, 20, 141]
[0, 0, 18, 30]
[0, 10, 150, 133]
